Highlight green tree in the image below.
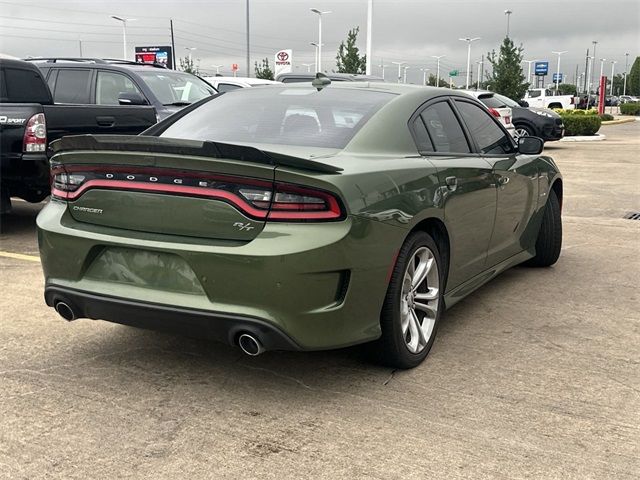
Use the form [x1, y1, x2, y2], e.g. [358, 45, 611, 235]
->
[427, 73, 449, 87]
[485, 37, 529, 100]
[336, 26, 366, 74]
[254, 58, 274, 80]
[626, 56, 640, 96]
[557, 83, 578, 96]
[179, 56, 199, 75]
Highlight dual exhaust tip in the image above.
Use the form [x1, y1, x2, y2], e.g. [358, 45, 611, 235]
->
[54, 301, 266, 356]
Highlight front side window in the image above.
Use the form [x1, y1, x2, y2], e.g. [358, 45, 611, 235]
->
[96, 71, 144, 105]
[159, 87, 395, 149]
[420, 101, 470, 153]
[455, 100, 514, 154]
[137, 71, 216, 105]
[528, 89, 541, 98]
[53, 69, 91, 104]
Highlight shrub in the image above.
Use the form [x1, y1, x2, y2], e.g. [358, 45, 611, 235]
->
[599, 113, 614, 121]
[559, 113, 602, 136]
[554, 108, 597, 116]
[620, 102, 640, 115]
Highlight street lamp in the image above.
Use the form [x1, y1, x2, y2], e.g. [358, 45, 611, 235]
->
[610, 60, 616, 96]
[110, 15, 136, 60]
[391, 61, 406, 83]
[599, 58, 606, 91]
[523, 59, 538, 86]
[302, 63, 313, 73]
[185, 47, 197, 65]
[310, 42, 322, 73]
[589, 40, 598, 94]
[476, 60, 483, 90]
[420, 68, 430, 86]
[403, 65, 410, 83]
[365, 0, 373, 75]
[310, 8, 331, 72]
[378, 61, 388, 80]
[431, 55, 445, 87]
[459, 37, 480, 89]
[623, 52, 630, 96]
[211, 64, 222, 75]
[586, 56, 595, 95]
[551, 51, 567, 95]
[504, 10, 512, 38]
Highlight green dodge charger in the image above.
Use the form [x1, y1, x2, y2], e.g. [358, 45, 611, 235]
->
[37, 82, 562, 369]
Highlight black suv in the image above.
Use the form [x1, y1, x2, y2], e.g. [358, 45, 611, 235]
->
[26, 58, 217, 121]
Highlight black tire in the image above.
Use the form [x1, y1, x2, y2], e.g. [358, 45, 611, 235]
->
[526, 189, 562, 267]
[514, 123, 535, 138]
[374, 231, 444, 369]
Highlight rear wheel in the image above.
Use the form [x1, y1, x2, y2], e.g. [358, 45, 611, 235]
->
[375, 231, 444, 369]
[514, 124, 534, 139]
[526, 189, 562, 267]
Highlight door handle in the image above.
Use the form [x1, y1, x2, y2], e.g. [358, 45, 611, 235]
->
[445, 176, 458, 191]
[96, 116, 116, 127]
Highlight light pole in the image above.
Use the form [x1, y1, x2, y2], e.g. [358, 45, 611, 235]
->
[365, 0, 373, 75]
[110, 15, 136, 60]
[185, 47, 197, 65]
[523, 59, 538, 86]
[623, 52, 629, 95]
[590, 40, 598, 94]
[310, 42, 322, 73]
[459, 37, 480, 89]
[391, 61, 406, 83]
[420, 68, 430, 86]
[310, 8, 331, 72]
[211, 64, 222, 75]
[302, 63, 313, 73]
[552, 51, 567, 95]
[403, 65, 410, 83]
[504, 10, 512, 38]
[378, 61, 388, 80]
[245, 0, 250, 78]
[609, 60, 616, 96]
[586, 56, 594, 96]
[476, 60, 483, 90]
[599, 58, 606, 93]
[431, 55, 445, 87]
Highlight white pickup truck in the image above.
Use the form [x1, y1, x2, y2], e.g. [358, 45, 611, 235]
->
[524, 88, 575, 110]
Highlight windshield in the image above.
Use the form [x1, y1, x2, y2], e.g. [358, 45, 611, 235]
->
[137, 71, 216, 105]
[159, 87, 395, 149]
[492, 93, 519, 108]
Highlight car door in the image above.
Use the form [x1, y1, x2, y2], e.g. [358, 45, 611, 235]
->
[527, 89, 543, 108]
[453, 99, 538, 267]
[412, 99, 497, 290]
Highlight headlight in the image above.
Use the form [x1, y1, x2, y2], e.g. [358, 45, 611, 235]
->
[534, 110, 555, 118]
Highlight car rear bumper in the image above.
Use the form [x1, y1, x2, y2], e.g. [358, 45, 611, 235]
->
[45, 284, 301, 351]
[37, 200, 406, 350]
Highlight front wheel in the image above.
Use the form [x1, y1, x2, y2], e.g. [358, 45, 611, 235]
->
[514, 124, 534, 139]
[375, 231, 444, 369]
[526, 189, 562, 267]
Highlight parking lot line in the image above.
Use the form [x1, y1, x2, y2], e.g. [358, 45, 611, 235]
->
[0, 251, 41, 263]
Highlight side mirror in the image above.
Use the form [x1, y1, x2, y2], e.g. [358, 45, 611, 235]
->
[517, 100, 529, 107]
[118, 92, 148, 106]
[518, 136, 544, 155]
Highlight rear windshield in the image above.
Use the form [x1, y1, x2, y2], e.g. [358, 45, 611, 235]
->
[137, 71, 216, 105]
[478, 94, 513, 109]
[0, 67, 51, 103]
[159, 87, 395, 148]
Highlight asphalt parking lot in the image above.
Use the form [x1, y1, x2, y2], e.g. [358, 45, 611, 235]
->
[1, 122, 638, 479]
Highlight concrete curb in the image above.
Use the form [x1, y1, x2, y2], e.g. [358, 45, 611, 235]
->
[602, 118, 637, 126]
[559, 134, 606, 142]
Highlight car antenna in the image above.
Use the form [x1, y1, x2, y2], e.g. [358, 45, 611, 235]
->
[312, 72, 331, 91]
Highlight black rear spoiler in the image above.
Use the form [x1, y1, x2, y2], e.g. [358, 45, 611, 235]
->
[50, 135, 343, 174]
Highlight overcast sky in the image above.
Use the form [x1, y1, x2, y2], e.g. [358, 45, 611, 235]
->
[1, 0, 638, 85]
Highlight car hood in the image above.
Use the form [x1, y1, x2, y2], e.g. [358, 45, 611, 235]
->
[529, 107, 561, 118]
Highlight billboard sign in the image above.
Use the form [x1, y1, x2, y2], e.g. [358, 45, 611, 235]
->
[274, 49, 293, 77]
[552, 73, 564, 83]
[135, 46, 173, 69]
[534, 61, 549, 76]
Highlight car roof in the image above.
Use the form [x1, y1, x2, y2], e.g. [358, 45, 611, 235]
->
[203, 76, 281, 85]
[0, 58, 42, 72]
[276, 72, 384, 82]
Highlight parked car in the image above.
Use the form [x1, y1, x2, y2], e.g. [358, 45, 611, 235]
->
[460, 90, 516, 137]
[619, 95, 639, 104]
[202, 76, 280, 93]
[38, 83, 562, 369]
[604, 95, 619, 106]
[524, 88, 576, 110]
[25, 58, 217, 121]
[276, 72, 384, 83]
[0, 58, 156, 213]
[477, 92, 564, 141]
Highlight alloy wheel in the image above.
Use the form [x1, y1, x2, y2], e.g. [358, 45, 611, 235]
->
[400, 246, 440, 354]
[514, 127, 530, 139]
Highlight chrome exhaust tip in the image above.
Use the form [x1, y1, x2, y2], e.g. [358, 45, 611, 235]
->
[238, 333, 265, 356]
[54, 301, 76, 321]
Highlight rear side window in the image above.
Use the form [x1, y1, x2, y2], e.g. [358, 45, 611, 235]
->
[52, 69, 91, 104]
[159, 87, 395, 149]
[411, 116, 434, 152]
[96, 71, 143, 105]
[217, 83, 243, 93]
[0, 67, 51, 103]
[455, 100, 514, 154]
[478, 95, 507, 109]
[420, 101, 470, 153]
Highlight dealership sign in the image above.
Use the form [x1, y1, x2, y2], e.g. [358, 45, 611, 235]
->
[135, 46, 173, 69]
[274, 49, 293, 77]
[534, 61, 549, 76]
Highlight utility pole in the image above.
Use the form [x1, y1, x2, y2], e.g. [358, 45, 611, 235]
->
[365, 0, 373, 75]
[170, 19, 176, 69]
[623, 52, 629, 95]
[246, 0, 250, 77]
[431, 55, 445, 87]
